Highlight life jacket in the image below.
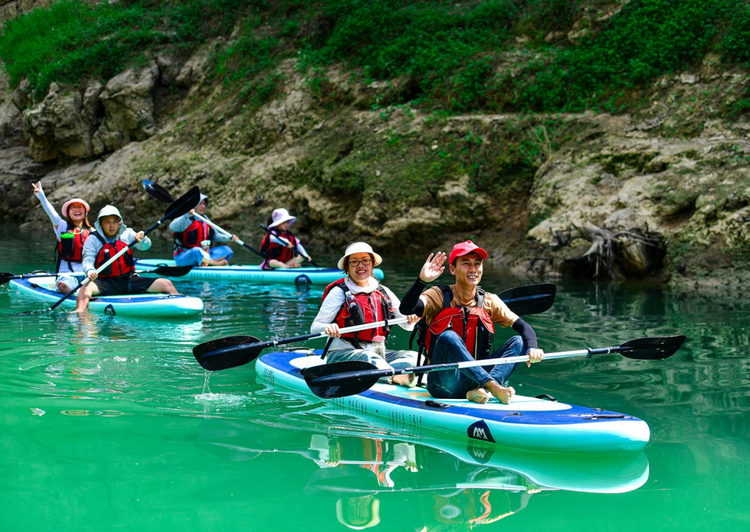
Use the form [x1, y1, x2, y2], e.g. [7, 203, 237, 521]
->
[322, 278, 394, 348]
[260, 230, 298, 263]
[413, 285, 494, 361]
[173, 218, 214, 254]
[55, 228, 90, 271]
[93, 232, 134, 279]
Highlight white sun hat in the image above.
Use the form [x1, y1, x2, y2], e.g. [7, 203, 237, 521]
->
[337, 242, 383, 271]
[61, 198, 90, 218]
[97, 205, 122, 220]
[268, 208, 296, 228]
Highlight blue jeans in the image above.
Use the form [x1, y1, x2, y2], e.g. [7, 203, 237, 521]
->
[174, 246, 234, 267]
[426, 331, 524, 399]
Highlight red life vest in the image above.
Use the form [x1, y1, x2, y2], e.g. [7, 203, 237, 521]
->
[423, 285, 494, 360]
[94, 233, 134, 279]
[173, 218, 214, 253]
[260, 230, 298, 263]
[322, 278, 394, 347]
[56, 228, 90, 269]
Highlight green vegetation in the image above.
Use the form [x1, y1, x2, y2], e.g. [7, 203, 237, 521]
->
[3, 0, 750, 112]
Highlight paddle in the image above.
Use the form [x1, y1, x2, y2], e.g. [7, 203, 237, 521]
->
[2, 264, 193, 285]
[259, 223, 319, 267]
[302, 335, 687, 399]
[17, 187, 200, 315]
[191, 283, 556, 371]
[142, 179, 266, 261]
[193, 317, 409, 371]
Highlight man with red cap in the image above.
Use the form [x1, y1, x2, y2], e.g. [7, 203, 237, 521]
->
[399, 241, 544, 404]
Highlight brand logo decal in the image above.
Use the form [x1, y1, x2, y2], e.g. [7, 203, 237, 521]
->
[467, 420, 495, 443]
[104, 304, 116, 316]
[295, 274, 311, 284]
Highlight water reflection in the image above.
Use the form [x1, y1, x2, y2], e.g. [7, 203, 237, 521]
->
[196, 418, 648, 530]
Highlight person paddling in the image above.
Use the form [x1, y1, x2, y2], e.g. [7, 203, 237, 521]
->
[311, 242, 419, 387]
[399, 241, 545, 404]
[32, 181, 92, 294]
[259, 208, 313, 269]
[169, 194, 239, 267]
[75, 205, 179, 313]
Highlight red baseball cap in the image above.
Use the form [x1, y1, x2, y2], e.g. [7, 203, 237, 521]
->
[449, 240, 488, 264]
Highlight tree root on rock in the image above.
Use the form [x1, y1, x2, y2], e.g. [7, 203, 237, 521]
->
[561, 221, 666, 279]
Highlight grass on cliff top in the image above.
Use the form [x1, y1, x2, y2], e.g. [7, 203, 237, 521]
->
[3, 0, 750, 113]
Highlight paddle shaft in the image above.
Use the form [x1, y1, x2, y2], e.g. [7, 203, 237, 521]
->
[201, 317, 409, 360]
[191, 212, 265, 259]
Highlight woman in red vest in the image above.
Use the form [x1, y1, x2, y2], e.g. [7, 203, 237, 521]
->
[32, 181, 92, 293]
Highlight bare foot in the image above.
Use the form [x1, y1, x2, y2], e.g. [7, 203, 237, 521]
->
[393, 374, 417, 388]
[485, 380, 515, 404]
[57, 281, 73, 294]
[466, 387, 490, 404]
[201, 259, 228, 267]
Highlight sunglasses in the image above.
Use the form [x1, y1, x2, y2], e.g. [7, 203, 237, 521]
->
[348, 258, 372, 267]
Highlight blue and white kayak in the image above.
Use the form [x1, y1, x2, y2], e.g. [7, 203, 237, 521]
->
[136, 258, 384, 285]
[9, 276, 203, 318]
[256, 350, 651, 453]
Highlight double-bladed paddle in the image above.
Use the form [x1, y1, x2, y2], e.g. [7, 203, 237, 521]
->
[192, 283, 557, 371]
[142, 179, 266, 261]
[16, 186, 200, 315]
[1, 265, 194, 286]
[193, 317, 408, 371]
[302, 335, 687, 399]
[259, 223, 319, 267]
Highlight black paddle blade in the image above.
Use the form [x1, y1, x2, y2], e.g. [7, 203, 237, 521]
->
[302, 361, 382, 399]
[618, 335, 686, 360]
[193, 335, 264, 371]
[142, 179, 174, 204]
[0, 272, 15, 285]
[148, 265, 194, 277]
[164, 186, 200, 221]
[498, 283, 556, 316]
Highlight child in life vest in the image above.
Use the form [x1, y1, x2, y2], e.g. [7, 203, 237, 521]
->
[32, 181, 92, 293]
[75, 205, 178, 313]
[310, 242, 419, 387]
[260, 208, 313, 268]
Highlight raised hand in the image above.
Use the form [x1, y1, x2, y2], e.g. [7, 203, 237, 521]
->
[32, 181, 43, 194]
[419, 252, 446, 283]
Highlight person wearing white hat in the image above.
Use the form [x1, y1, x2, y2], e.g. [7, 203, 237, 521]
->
[168, 194, 239, 267]
[32, 181, 93, 293]
[399, 241, 544, 405]
[75, 205, 179, 312]
[259, 208, 313, 269]
[311, 242, 419, 388]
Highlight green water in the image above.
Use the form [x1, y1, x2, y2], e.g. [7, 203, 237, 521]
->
[1, 224, 748, 531]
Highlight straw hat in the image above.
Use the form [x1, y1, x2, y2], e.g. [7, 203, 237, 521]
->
[268, 208, 296, 228]
[337, 242, 383, 271]
[61, 198, 90, 218]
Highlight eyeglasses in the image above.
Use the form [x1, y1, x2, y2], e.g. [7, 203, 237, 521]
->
[348, 258, 372, 267]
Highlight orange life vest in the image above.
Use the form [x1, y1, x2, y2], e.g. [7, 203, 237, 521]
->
[56, 228, 90, 271]
[423, 285, 495, 360]
[173, 218, 214, 254]
[260, 230, 298, 263]
[322, 278, 394, 348]
[94, 233, 134, 279]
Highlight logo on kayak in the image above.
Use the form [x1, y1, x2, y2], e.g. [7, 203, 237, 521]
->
[467, 420, 495, 443]
[104, 304, 116, 316]
[294, 274, 311, 284]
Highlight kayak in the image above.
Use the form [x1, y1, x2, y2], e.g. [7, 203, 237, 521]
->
[196, 419, 649, 495]
[135, 258, 385, 285]
[9, 276, 203, 318]
[256, 350, 651, 453]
